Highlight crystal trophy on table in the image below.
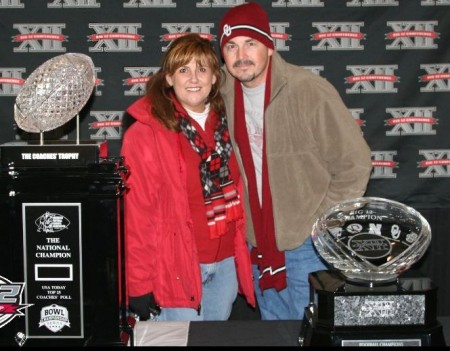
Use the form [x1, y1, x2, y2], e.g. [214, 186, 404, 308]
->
[299, 197, 446, 347]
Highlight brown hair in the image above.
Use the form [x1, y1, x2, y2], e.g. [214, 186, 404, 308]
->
[145, 33, 225, 131]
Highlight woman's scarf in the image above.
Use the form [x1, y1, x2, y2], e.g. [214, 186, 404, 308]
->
[178, 108, 243, 239]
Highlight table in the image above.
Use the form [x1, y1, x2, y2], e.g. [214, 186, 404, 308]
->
[132, 317, 450, 346]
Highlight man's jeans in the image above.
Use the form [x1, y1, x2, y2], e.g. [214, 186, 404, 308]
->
[252, 237, 328, 320]
[156, 256, 238, 321]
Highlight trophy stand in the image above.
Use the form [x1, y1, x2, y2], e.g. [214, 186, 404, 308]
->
[299, 197, 446, 347]
[0, 53, 131, 346]
[299, 270, 446, 347]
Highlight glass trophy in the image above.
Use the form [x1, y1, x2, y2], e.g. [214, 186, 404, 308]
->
[299, 197, 446, 347]
[14, 52, 95, 134]
[0, 53, 128, 346]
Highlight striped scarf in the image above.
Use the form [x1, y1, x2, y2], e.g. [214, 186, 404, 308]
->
[178, 111, 243, 239]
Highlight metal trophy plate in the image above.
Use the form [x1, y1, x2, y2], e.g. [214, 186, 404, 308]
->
[299, 197, 446, 347]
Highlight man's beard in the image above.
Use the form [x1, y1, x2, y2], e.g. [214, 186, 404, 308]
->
[233, 59, 256, 83]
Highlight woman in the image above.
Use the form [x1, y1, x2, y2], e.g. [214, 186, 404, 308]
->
[121, 33, 255, 321]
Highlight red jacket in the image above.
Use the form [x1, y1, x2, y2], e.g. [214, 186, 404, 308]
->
[121, 96, 255, 309]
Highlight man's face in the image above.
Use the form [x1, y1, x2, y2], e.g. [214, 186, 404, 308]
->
[222, 35, 273, 88]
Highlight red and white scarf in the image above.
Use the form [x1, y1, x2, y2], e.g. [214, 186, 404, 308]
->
[233, 57, 287, 291]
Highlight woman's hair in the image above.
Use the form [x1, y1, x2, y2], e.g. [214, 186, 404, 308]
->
[146, 33, 225, 131]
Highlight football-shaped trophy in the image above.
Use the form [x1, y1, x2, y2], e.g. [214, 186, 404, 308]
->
[0, 53, 127, 346]
[1, 53, 102, 168]
[300, 197, 446, 347]
[311, 197, 431, 284]
[14, 53, 95, 135]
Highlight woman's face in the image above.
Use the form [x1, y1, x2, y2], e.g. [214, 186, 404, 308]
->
[166, 57, 216, 113]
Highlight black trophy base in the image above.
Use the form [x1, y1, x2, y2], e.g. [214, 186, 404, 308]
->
[299, 270, 446, 347]
[301, 306, 446, 347]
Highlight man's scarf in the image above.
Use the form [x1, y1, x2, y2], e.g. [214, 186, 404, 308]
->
[178, 109, 243, 239]
[233, 57, 287, 291]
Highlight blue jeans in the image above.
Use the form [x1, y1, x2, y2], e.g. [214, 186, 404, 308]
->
[156, 256, 238, 321]
[252, 237, 328, 320]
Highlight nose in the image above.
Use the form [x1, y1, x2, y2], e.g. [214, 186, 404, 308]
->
[189, 70, 199, 82]
[236, 46, 246, 60]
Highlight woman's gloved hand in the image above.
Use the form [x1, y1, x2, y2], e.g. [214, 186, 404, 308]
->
[128, 293, 161, 321]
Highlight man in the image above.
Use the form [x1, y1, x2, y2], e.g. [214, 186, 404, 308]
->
[218, 2, 373, 320]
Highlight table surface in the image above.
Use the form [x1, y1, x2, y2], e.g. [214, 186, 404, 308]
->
[186, 317, 450, 347]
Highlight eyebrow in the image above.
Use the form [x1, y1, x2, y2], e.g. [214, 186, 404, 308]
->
[227, 38, 257, 45]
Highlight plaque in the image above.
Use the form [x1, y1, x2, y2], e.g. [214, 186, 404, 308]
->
[0, 158, 129, 346]
[299, 197, 446, 347]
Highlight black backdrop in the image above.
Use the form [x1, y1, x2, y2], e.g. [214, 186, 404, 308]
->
[0, 0, 449, 316]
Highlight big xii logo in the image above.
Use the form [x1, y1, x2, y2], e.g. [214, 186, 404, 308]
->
[0, 275, 32, 329]
[88, 111, 123, 141]
[12, 24, 67, 53]
[0, 68, 25, 96]
[418, 149, 450, 178]
[385, 107, 438, 136]
[311, 22, 365, 51]
[123, 67, 159, 96]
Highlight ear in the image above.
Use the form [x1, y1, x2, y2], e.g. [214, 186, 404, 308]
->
[165, 74, 173, 87]
[268, 48, 274, 57]
[212, 74, 217, 85]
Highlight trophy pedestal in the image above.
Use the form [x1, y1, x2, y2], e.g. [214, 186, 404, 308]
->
[299, 270, 446, 347]
[0, 142, 129, 346]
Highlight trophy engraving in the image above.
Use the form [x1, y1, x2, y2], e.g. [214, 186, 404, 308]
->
[311, 197, 431, 284]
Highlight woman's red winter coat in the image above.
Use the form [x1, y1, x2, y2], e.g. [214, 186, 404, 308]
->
[121, 96, 256, 310]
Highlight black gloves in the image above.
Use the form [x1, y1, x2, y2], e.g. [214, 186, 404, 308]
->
[128, 293, 161, 321]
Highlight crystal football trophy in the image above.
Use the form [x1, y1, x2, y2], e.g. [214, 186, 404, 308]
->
[0, 54, 129, 346]
[14, 52, 95, 142]
[1, 53, 103, 167]
[299, 197, 446, 347]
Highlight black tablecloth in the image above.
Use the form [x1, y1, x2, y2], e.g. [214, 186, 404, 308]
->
[187, 318, 450, 346]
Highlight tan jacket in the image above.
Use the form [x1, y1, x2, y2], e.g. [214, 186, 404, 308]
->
[220, 51, 373, 251]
